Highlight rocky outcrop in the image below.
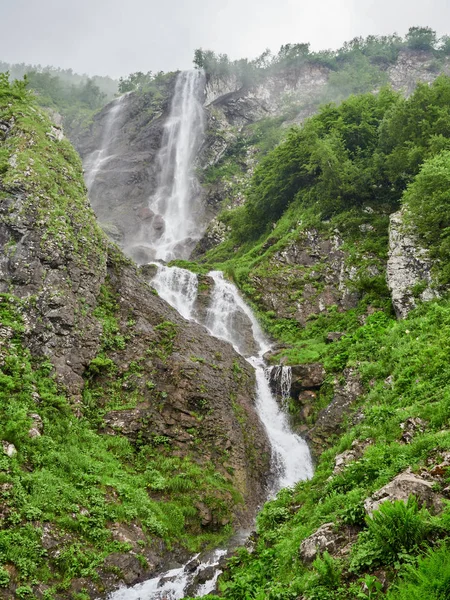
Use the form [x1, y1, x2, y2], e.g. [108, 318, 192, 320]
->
[364, 471, 445, 516]
[299, 522, 357, 564]
[388, 49, 450, 95]
[250, 230, 359, 327]
[387, 210, 437, 319]
[333, 438, 373, 476]
[307, 368, 364, 458]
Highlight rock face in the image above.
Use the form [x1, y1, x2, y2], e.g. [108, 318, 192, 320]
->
[307, 368, 364, 459]
[388, 49, 450, 95]
[75, 78, 176, 257]
[387, 210, 437, 319]
[0, 96, 272, 597]
[250, 230, 359, 327]
[364, 471, 444, 516]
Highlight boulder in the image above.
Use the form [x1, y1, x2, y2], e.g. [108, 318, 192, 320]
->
[299, 523, 346, 564]
[364, 471, 444, 516]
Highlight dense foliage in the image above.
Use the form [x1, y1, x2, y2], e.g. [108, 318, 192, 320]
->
[215, 76, 450, 245]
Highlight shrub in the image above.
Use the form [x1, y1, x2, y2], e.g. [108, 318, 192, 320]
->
[366, 496, 433, 564]
[388, 543, 450, 599]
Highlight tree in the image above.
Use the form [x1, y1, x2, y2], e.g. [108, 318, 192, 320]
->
[405, 26, 437, 51]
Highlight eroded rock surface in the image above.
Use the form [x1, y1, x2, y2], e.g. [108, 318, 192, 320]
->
[364, 471, 444, 516]
[307, 368, 364, 458]
[387, 210, 437, 319]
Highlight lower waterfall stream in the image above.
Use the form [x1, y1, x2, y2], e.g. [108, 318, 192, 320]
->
[107, 265, 313, 599]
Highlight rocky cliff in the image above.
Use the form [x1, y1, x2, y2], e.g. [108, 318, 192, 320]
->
[0, 78, 271, 598]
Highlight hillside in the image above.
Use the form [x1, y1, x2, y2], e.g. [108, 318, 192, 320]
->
[0, 74, 271, 599]
[2, 26, 450, 600]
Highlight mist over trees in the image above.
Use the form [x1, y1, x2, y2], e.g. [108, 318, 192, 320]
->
[193, 26, 450, 93]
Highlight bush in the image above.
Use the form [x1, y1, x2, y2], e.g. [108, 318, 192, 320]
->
[366, 496, 433, 564]
[388, 543, 450, 599]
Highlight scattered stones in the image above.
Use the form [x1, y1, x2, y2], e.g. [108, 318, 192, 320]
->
[28, 413, 43, 438]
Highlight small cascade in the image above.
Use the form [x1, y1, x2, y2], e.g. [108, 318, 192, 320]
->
[152, 269, 312, 491]
[205, 271, 312, 490]
[109, 549, 226, 600]
[266, 365, 292, 404]
[151, 263, 198, 320]
[84, 94, 127, 191]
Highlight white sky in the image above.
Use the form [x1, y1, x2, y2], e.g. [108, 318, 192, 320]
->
[1, 0, 450, 78]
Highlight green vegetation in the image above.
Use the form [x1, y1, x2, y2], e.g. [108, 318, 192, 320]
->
[187, 51, 450, 600]
[0, 61, 118, 137]
[195, 300, 450, 599]
[194, 27, 450, 93]
[0, 73, 242, 596]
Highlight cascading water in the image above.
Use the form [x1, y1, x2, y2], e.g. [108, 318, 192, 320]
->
[84, 94, 127, 191]
[205, 271, 312, 490]
[131, 70, 206, 262]
[151, 264, 198, 320]
[104, 70, 312, 600]
[266, 365, 293, 404]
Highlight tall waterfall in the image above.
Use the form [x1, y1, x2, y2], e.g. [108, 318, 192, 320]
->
[145, 70, 206, 261]
[84, 94, 127, 191]
[105, 70, 312, 600]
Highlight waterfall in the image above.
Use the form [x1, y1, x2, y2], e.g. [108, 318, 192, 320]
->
[205, 272, 312, 490]
[105, 70, 312, 600]
[83, 94, 127, 191]
[151, 264, 198, 320]
[266, 365, 293, 404]
[137, 70, 206, 262]
[109, 549, 227, 600]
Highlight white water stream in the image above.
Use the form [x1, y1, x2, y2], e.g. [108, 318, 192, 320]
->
[101, 71, 312, 600]
[84, 93, 128, 191]
[143, 70, 206, 261]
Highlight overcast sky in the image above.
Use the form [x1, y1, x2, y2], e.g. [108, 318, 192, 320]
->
[2, 0, 450, 78]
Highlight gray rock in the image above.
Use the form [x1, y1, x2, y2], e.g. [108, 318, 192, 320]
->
[333, 439, 373, 475]
[299, 523, 346, 564]
[387, 209, 438, 319]
[364, 471, 444, 516]
[2, 441, 17, 457]
[307, 368, 364, 459]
